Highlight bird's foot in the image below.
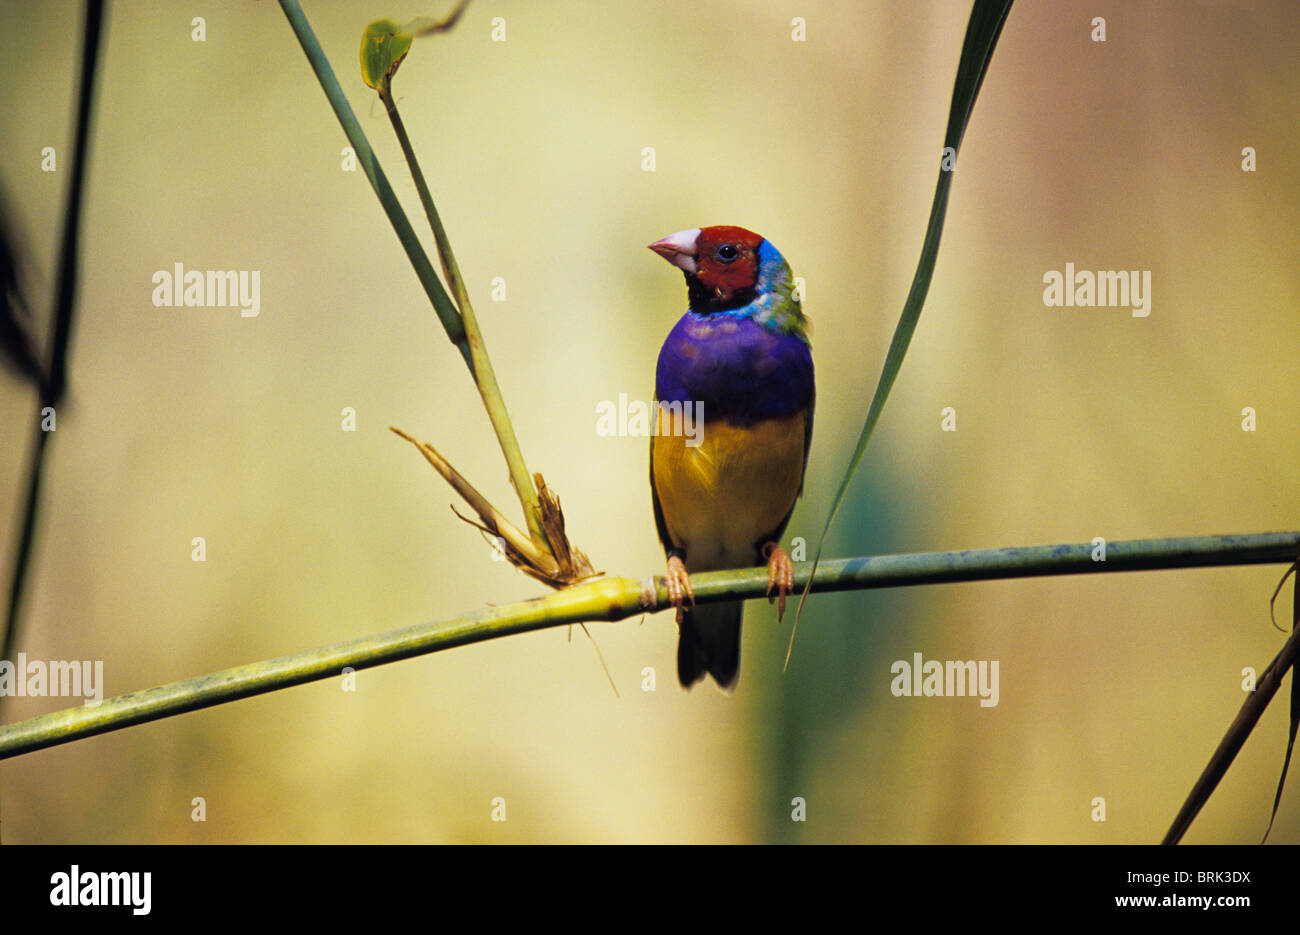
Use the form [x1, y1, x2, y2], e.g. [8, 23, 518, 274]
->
[665, 555, 694, 625]
[762, 542, 794, 622]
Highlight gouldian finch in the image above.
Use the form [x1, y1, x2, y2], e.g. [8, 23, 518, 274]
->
[648, 226, 814, 690]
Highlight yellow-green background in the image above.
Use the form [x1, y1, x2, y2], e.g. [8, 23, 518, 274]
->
[0, 0, 1296, 843]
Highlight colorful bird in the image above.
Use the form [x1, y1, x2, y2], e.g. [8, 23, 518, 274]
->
[648, 226, 814, 690]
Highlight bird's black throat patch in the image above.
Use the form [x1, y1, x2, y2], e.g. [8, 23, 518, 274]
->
[685, 274, 757, 316]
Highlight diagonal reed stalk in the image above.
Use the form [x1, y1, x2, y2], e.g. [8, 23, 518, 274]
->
[790, 0, 1016, 663]
[378, 85, 553, 559]
[1162, 560, 1300, 844]
[0, 533, 1294, 762]
[1, 0, 107, 674]
[284, 0, 556, 565]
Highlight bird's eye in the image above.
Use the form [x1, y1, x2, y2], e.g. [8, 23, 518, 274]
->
[716, 244, 739, 263]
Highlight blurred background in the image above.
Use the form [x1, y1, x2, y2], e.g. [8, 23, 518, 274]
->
[0, 0, 1296, 843]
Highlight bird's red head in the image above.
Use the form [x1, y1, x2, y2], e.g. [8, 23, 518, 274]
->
[649, 225, 764, 304]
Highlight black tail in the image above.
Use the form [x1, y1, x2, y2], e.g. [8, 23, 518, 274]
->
[677, 601, 743, 691]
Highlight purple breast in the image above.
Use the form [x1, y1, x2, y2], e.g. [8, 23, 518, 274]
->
[655, 313, 813, 425]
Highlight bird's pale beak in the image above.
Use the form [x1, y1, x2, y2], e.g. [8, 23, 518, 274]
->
[648, 228, 701, 275]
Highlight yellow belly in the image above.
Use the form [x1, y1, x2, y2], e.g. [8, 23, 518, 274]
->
[652, 407, 806, 571]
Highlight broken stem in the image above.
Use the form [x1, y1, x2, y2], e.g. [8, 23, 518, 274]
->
[380, 84, 553, 562]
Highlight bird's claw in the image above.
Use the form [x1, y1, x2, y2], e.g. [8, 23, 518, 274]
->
[666, 555, 694, 625]
[763, 543, 794, 622]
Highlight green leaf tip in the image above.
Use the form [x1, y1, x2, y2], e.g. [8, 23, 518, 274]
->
[360, 18, 413, 92]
